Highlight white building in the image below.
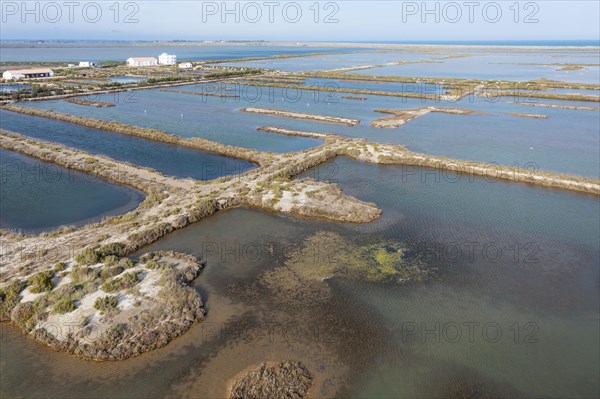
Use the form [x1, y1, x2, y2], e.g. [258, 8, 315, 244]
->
[158, 53, 177, 65]
[2, 68, 54, 80]
[79, 61, 96, 68]
[178, 62, 193, 69]
[126, 57, 158, 67]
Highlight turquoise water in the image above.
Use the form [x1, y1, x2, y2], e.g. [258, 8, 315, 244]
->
[0, 44, 360, 62]
[0, 109, 256, 180]
[0, 148, 144, 233]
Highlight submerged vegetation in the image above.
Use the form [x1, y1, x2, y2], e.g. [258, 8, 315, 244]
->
[232, 232, 434, 309]
[1, 60, 599, 366]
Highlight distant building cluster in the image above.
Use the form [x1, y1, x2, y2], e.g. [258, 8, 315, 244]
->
[2, 52, 191, 81]
[126, 53, 179, 67]
[126, 57, 159, 67]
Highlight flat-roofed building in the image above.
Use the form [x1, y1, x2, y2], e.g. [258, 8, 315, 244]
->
[126, 57, 158, 67]
[2, 68, 54, 80]
[158, 53, 177, 65]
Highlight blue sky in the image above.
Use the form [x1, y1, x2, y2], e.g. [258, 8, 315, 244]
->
[1, 1, 599, 41]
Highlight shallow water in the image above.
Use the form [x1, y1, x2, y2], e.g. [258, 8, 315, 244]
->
[18, 89, 323, 153]
[351, 52, 600, 84]
[0, 148, 144, 233]
[20, 83, 599, 177]
[215, 50, 440, 72]
[109, 76, 146, 84]
[1, 157, 597, 398]
[302, 77, 446, 94]
[0, 83, 31, 93]
[0, 109, 256, 180]
[218, 48, 600, 83]
[0, 44, 359, 62]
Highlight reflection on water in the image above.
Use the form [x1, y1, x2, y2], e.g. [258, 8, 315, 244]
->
[0, 109, 256, 180]
[19, 81, 599, 177]
[2, 157, 597, 398]
[0, 148, 144, 233]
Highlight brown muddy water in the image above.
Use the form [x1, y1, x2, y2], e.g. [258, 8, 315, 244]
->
[1, 158, 598, 398]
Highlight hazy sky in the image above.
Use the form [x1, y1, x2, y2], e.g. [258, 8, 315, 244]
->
[1, 1, 599, 41]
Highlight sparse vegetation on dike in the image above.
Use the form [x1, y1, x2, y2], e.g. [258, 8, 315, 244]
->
[101, 272, 140, 292]
[27, 270, 55, 293]
[64, 98, 116, 107]
[94, 295, 119, 314]
[480, 90, 600, 102]
[1, 250, 206, 361]
[1, 106, 265, 164]
[234, 80, 456, 100]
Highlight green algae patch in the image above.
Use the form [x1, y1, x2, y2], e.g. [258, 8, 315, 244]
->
[237, 232, 433, 308]
[288, 232, 432, 284]
[355, 242, 431, 283]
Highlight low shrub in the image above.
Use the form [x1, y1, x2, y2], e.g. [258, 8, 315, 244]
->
[97, 242, 127, 257]
[53, 299, 76, 314]
[0, 280, 27, 320]
[100, 265, 125, 279]
[94, 295, 119, 314]
[118, 258, 135, 269]
[75, 248, 101, 265]
[102, 255, 119, 267]
[101, 272, 139, 292]
[28, 271, 55, 293]
[70, 266, 99, 284]
[54, 262, 67, 271]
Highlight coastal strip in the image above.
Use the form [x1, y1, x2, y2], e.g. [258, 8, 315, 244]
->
[371, 107, 482, 128]
[481, 91, 600, 102]
[1, 105, 266, 165]
[512, 102, 598, 111]
[239, 107, 360, 126]
[507, 112, 548, 119]
[233, 80, 457, 101]
[340, 142, 600, 196]
[64, 98, 116, 107]
[257, 126, 331, 139]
